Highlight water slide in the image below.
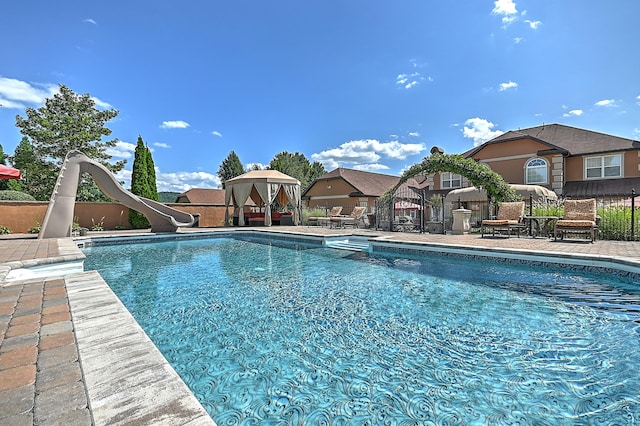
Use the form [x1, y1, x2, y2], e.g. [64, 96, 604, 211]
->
[38, 150, 195, 239]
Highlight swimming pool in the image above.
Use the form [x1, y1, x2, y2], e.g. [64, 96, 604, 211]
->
[83, 234, 640, 424]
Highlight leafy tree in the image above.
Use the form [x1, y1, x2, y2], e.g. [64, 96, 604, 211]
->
[14, 84, 125, 201]
[129, 136, 158, 228]
[218, 150, 244, 188]
[268, 151, 326, 191]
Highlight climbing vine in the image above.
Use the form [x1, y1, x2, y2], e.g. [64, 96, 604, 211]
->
[383, 153, 518, 202]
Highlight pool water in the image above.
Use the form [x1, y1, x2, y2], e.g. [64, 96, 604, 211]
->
[83, 236, 640, 425]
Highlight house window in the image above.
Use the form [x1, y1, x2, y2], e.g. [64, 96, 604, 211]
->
[441, 172, 461, 189]
[585, 154, 622, 179]
[525, 158, 548, 184]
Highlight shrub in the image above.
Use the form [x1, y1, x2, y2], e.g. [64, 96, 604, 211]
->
[302, 208, 327, 225]
[0, 190, 36, 201]
[28, 222, 41, 234]
[91, 217, 105, 231]
[0, 226, 11, 234]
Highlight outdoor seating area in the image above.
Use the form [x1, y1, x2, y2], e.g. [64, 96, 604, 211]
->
[554, 198, 598, 243]
[330, 206, 367, 229]
[481, 201, 526, 238]
[308, 206, 343, 227]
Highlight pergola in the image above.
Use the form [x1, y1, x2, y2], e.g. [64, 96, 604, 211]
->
[224, 170, 302, 226]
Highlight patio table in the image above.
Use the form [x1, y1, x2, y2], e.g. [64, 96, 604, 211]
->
[524, 215, 559, 238]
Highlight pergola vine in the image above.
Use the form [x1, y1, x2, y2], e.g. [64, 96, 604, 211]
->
[383, 152, 518, 203]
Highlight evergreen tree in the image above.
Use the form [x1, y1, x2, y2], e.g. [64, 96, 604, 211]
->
[129, 136, 151, 228]
[145, 145, 159, 201]
[217, 151, 245, 188]
[7, 137, 38, 194]
[0, 144, 7, 190]
[14, 84, 125, 200]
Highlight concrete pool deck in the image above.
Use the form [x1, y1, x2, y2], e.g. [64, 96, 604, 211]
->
[1, 227, 639, 425]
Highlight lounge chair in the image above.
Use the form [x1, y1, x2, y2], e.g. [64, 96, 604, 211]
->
[481, 201, 526, 238]
[554, 198, 598, 243]
[330, 206, 367, 229]
[307, 206, 343, 226]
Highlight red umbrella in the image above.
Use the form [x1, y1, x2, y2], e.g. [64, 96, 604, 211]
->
[0, 164, 21, 180]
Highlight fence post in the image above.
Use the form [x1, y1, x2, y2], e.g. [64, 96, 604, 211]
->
[632, 189, 636, 240]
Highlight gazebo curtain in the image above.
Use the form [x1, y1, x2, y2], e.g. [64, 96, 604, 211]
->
[230, 184, 253, 226]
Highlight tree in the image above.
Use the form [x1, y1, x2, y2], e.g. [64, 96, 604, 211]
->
[218, 151, 244, 188]
[7, 137, 41, 194]
[0, 144, 7, 190]
[129, 136, 158, 229]
[14, 84, 125, 201]
[268, 151, 326, 191]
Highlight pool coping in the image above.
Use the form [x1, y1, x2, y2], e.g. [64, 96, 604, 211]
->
[2, 228, 640, 425]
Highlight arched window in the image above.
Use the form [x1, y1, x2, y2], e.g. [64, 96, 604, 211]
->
[525, 158, 548, 184]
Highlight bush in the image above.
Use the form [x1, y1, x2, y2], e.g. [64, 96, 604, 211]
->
[0, 226, 11, 234]
[0, 190, 36, 201]
[28, 222, 41, 234]
[302, 208, 327, 225]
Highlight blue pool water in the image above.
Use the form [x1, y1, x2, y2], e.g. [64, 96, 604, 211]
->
[83, 235, 640, 425]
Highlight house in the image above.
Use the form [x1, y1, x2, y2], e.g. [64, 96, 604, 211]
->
[433, 123, 640, 197]
[302, 167, 428, 215]
[175, 188, 227, 204]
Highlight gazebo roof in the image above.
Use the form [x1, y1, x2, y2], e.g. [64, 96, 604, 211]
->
[226, 170, 300, 185]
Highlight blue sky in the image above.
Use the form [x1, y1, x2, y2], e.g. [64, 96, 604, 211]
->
[1, 0, 639, 192]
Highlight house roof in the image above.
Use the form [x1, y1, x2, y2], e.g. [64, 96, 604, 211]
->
[176, 188, 226, 204]
[305, 168, 403, 197]
[467, 123, 640, 157]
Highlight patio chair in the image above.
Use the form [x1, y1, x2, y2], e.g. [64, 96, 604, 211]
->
[481, 201, 526, 238]
[554, 198, 598, 243]
[330, 206, 367, 229]
[307, 206, 343, 226]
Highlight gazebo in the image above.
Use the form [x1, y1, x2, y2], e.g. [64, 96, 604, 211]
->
[224, 170, 302, 226]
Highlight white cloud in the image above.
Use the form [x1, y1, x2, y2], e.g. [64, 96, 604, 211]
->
[0, 77, 57, 109]
[594, 99, 616, 107]
[311, 139, 426, 170]
[155, 170, 220, 192]
[524, 19, 542, 29]
[353, 163, 390, 172]
[492, 0, 517, 15]
[514, 37, 524, 44]
[492, 0, 518, 27]
[462, 118, 504, 146]
[498, 81, 518, 91]
[633, 128, 640, 139]
[106, 141, 136, 159]
[562, 109, 583, 117]
[83, 18, 97, 25]
[118, 165, 221, 192]
[153, 142, 170, 149]
[91, 96, 112, 109]
[637, 95, 640, 106]
[409, 131, 420, 137]
[160, 120, 190, 129]
[396, 72, 422, 89]
[212, 130, 222, 137]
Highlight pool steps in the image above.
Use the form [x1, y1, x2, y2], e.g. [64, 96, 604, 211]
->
[324, 238, 371, 252]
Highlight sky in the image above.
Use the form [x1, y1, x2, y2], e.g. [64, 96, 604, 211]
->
[1, 0, 639, 192]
